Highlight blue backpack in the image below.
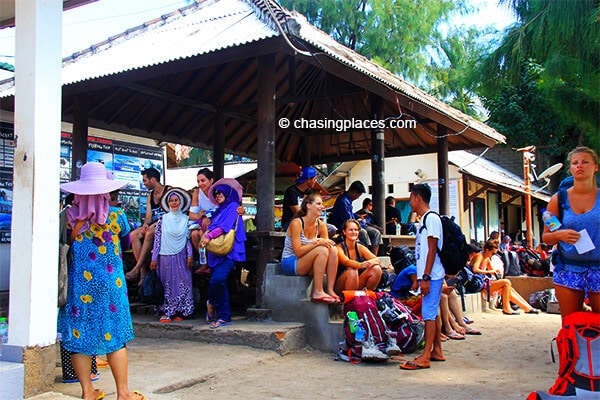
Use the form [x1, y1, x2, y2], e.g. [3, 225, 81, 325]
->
[419, 211, 469, 276]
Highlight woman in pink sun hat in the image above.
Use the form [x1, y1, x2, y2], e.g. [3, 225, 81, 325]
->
[58, 162, 145, 400]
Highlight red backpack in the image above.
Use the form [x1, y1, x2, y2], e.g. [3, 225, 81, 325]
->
[339, 290, 395, 362]
[528, 312, 600, 399]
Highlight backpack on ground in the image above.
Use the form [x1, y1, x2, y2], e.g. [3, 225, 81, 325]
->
[339, 290, 397, 362]
[527, 312, 600, 399]
[376, 292, 424, 354]
[517, 248, 549, 277]
[419, 211, 469, 276]
[389, 246, 415, 274]
[501, 249, 522, 276]
[529, 289, 554, 312]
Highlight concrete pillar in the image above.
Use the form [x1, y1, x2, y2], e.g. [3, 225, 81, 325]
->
[4, 0, 63, 397]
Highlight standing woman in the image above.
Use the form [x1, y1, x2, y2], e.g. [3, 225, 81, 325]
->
[200, 178, 246, 328]
[335, 219, 382, 293]
[59, 162, 145, 400]
[543, 146, 600, 319]
[280, 193, 339, 304]
[150, 188, 194, 323]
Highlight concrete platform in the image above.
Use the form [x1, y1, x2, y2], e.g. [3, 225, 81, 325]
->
[507, 276, 553, 302]
[131, 313, 306, 355]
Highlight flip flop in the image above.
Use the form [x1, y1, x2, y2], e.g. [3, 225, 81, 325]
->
[527, 308, 540, 314]
[463, 316, 474, 324]
[400, 360, 430, 370]
[95, 389, 105, 400]
[159, 316, 171, 323]
[431, 356, 446, 362]
[210, 319, 232, 329]
[132, 390, 146, 400]
[172, 317, 184, 322]
[446, 331, 465, 340]
[502, 311, 520, 315]
[466, 329, 482, 335]
[311, 295, 337, 304]
[96, 357, 109, 368]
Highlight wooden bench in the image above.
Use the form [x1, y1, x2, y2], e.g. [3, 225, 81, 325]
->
[381, 234, 416, 250]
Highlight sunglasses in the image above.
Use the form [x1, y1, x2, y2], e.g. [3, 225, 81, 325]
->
[213, 189, 223, 197]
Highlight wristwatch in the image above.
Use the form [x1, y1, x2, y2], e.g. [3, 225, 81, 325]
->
[422, 274, 431, 281]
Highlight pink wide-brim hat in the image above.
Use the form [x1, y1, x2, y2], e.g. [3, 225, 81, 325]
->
[60, 162, 127, 195]
[207, 178, 243, 206]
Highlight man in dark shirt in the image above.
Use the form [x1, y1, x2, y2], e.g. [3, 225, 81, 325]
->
[281, 166, 317, 231]
[331, 181, 382, 254]
[385, 196, 403, 234]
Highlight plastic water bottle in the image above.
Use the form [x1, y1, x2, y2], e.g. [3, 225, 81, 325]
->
[541, 208, 561, 232]
[395, 222, 401, 236]
[355, 321, 367, 342]
[199, 247, 207, 264]
[347, 311, 359, 333]
[0, 317, 8, 356]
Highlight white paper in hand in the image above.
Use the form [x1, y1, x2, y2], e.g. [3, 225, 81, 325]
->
[574, 229, 595, 254]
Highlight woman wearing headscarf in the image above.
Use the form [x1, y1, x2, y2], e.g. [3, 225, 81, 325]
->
[150, 188, 194, 323]
[58, 162, 145, 400]
[200, 178, 246, 328]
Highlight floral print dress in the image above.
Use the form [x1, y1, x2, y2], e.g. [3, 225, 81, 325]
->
[58, 207, 133, 356]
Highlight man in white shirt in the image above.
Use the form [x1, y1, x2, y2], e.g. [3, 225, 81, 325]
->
[400, 183, 445, 370]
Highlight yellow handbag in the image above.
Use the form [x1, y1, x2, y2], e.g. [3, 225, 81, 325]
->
[203, 218, 238, 256]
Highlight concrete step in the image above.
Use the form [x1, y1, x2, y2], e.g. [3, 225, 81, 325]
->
[0, 360, 24, 400]
[131, 313, 306, 355]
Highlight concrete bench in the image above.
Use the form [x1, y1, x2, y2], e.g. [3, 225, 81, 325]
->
[381, 234, 416, 249]
[262, 263, 342, 352]
[506, 276, 553, 302]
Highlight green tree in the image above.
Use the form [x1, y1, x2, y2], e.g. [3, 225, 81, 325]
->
[281, 0, 464, 81]
[480, 0, 599, 151]
[428, 27, 491, 118]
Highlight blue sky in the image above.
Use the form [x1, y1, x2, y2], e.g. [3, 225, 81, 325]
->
[0, 0, 515, 79]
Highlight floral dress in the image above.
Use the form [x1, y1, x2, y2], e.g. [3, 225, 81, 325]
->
[58, 207, 133, 356]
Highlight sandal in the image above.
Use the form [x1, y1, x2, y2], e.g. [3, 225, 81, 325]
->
[400, 360, 430, 370]
[132, 390, 146, 400]
[465, 328, 482, 335]
[159, 316, 171, 323]
[445, 331, 465, 340]
[95, 389, 105, 400]
[210, 319, 232, 329]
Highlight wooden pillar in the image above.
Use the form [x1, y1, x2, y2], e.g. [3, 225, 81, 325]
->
[255, 53, 276, 307]
[213, 109, 225, 180]
[437, 124, 449, 215]
[370, 95, 385, 229]
[71, 93, 89, 179]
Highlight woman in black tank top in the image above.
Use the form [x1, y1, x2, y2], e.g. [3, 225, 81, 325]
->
[335, 219, 383, 293]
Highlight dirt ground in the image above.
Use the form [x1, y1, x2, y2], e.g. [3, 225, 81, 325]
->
[44, 309, 564, 400]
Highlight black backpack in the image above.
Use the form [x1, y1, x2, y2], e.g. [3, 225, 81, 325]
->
[420, 211, 469, 276]
[389, 246, 415, 274]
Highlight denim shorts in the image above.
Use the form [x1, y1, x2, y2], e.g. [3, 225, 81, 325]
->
[553, 268, 600, 295]
[421, 278, 443, 321]
[281, 256, 298, 276]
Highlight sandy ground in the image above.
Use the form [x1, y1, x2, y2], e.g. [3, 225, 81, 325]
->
[39, 309, 565, 400]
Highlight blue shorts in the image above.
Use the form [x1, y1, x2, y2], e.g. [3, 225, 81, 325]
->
[281, 256, 298, 276]
[554, 268, 600, 295]
[421, 278, 443, 321]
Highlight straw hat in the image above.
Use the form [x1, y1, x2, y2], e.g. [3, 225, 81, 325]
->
[60, 162, 127, 195]
[208, 178, 243, 206]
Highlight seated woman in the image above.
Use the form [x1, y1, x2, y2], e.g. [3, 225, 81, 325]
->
[335, 219, 383, 293]
[281, 193, 339, 304]
[471, 240, 540, 315]
[440, 283, 482, 340]
[188, 168, 216, 273]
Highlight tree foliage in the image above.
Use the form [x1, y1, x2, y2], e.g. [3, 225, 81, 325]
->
[479, 0, 599, 153]
[427, 27, 491, 118]
[281, 0, 464, 81]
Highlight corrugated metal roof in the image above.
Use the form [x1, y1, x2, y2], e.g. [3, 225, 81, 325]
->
[449, 150, 551, 202]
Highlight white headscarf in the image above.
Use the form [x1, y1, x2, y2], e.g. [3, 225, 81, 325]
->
[160, 192, 189, 255]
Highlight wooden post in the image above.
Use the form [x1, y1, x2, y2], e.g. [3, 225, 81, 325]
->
[370, 95, 385, 232]
[255, 53, 276, 307]
[213, 109, 225, 180]
[71, 93, 89, 179]
[437, 124, 449, 215]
